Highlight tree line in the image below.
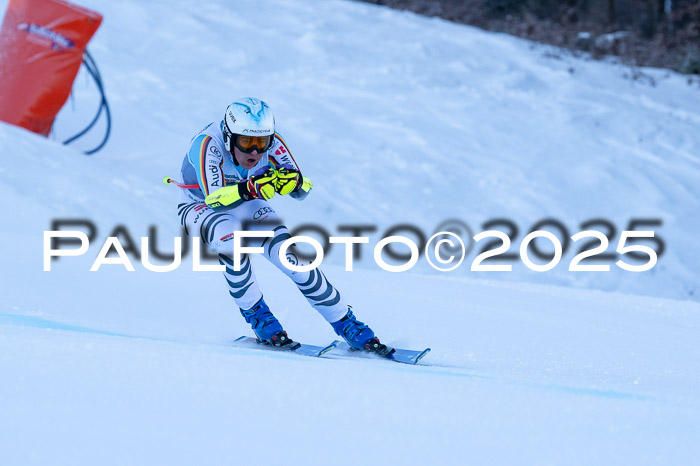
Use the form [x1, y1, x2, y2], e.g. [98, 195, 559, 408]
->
[360, 0, 700, 74]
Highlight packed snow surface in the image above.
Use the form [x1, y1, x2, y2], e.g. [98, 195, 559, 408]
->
[1, 0, 699, 464]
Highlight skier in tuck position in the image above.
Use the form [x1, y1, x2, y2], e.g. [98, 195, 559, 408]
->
[175, 97, 391, 355]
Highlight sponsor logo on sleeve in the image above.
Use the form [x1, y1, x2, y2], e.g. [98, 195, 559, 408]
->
[208, 164, 221, 187]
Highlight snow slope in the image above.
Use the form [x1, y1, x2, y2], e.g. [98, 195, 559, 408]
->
[3, 0, 698, 300]
[1, 0, 700, 464]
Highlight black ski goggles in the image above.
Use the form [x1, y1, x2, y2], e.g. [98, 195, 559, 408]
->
[234, 135, 273, 153]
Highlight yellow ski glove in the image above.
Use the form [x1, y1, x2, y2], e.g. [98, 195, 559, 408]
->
[205, 168, 277, 210]
[274, 165, 302, 195]
[246, 167, 277, 200]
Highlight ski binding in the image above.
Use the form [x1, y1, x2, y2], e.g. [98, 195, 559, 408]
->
[331, 340, 431, 365]
[233, 336, 337, 358]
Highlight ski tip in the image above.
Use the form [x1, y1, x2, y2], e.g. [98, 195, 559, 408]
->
[414, 348, 431, 364]
[233, 335, 248, 342]
[318, 341, 339, 356]
[401, 348, 431, 365]
[387, 347, 431, 365]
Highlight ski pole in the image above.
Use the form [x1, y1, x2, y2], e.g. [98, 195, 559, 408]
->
[163, 176, 200, 189]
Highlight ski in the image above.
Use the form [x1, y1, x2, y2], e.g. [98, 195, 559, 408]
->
[330, 340, 431, 365]
[233, 336, 430, 364]
[233, 336, 338, 358]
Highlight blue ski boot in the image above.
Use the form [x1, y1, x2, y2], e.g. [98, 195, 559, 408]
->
[240, 298, 293, 347]
[331, 309, 394, 356]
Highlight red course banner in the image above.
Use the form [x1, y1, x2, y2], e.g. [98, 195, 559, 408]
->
[0, 0, 102, 136]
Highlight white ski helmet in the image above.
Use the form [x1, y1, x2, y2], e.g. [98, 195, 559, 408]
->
[222, 97, 275, 155]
